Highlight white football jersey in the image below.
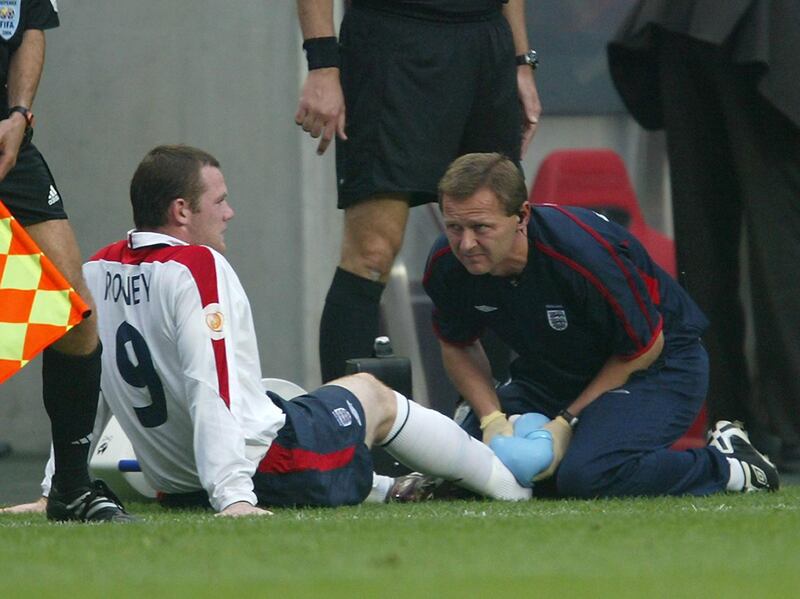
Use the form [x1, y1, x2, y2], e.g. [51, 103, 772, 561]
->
[81, 231, 285, 511]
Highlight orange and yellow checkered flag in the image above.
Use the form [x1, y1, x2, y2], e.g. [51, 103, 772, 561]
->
[0, 200, 90, 384]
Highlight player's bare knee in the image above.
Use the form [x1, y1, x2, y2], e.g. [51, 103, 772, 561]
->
[334, 372, 390, 405]
[365, 380, 397, 442]
[331, 373, 396, 439]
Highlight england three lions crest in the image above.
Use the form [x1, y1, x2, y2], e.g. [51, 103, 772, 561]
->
[0, 1, 20, 41]
[546, 307, 568, 331]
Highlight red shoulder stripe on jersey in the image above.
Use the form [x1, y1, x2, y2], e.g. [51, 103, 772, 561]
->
[257, 442, 356, 474]
[548, 206, 657, 333]
[423, 245, 453, 286]
[161, 245, 231, 408]
[88, 239, 127, 263]
[637, 267, 661, 305]
[92, 242, 232, 408]
[535, 240, 644, 351]
[153, 247, 231, 408]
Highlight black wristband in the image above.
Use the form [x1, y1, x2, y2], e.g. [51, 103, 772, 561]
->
[558, 408, 579, 428]
[302, 36, 340, 71]
[9, 105, 34, 129]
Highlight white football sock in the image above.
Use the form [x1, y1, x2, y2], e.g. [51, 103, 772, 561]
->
[364, 474, 395, 503]
[726, 458, 745, 491]
[379, 392, 530, 501]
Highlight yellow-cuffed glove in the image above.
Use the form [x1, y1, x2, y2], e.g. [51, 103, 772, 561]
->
[480, 410, 513, 445]
[532, 416, 573, 481]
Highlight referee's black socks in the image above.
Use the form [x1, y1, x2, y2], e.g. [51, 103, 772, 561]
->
[42, 343, 101, 494]
[319, 267, 385, 383]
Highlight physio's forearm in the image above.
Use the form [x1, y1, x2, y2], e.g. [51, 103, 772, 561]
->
[440, 340, 501, 418]
[568, 332, 664, 415]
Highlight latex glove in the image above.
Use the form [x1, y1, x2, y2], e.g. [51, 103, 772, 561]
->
[532, 416, 573, 481]
[480, 410, 513, 445]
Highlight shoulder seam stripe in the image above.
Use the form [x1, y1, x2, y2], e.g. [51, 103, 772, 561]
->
[548, 206, 656, 334]
[423, 245, 453, 287]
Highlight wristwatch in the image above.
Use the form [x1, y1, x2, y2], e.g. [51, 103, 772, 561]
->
[9, 105, 34, 130]
[515, 49, 538, 70]
[558, 408, 579, 428]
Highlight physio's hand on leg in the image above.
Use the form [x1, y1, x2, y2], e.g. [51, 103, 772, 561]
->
[533, 416, 573, 481]
[480, 410, 513, 444]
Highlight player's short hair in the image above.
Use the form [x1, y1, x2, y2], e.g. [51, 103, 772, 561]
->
[438, 153, 527, 216]
[130, 145, 220, 229]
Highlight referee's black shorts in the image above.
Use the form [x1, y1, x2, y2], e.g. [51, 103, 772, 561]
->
[0, 137, 66, 226]
[335, 6, 522, 209]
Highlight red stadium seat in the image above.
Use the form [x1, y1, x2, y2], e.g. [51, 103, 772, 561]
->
[529, 149, 705, 449]
[529, 148, 677, 277]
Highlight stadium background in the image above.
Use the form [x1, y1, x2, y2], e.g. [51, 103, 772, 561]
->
[0, 0, 673, 455]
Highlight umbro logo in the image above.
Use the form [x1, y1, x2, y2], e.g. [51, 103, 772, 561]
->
[474, 305, 498, 313]
[751, 465, 768, 487]
[346, 400, 362, 426]
[48, 185, 61, 205]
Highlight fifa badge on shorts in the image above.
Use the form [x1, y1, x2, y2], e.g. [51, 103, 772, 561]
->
[0, 1, 20, 41]
[546, 306, 568, 331]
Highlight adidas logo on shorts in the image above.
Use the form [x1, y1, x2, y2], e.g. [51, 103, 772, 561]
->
[48, 185, 61, 205]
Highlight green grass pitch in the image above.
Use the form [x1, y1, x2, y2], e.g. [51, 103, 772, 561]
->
[2, 488, 799, 598]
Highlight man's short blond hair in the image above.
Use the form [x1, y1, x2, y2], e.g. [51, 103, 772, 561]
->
[438, 153, 527, 216]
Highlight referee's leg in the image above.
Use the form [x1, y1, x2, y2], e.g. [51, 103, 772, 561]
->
[318, 195, 410, 382]
[25, 219, 101, 497]
[25, 219, 98, 355]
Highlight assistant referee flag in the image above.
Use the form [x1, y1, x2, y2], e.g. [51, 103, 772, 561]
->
[0, 200, 90, 383]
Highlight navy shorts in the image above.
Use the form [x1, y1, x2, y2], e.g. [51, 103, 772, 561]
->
[253, 385, 374, 507]
[335, 7, 521, 208]
[0, 137, 66, 226]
